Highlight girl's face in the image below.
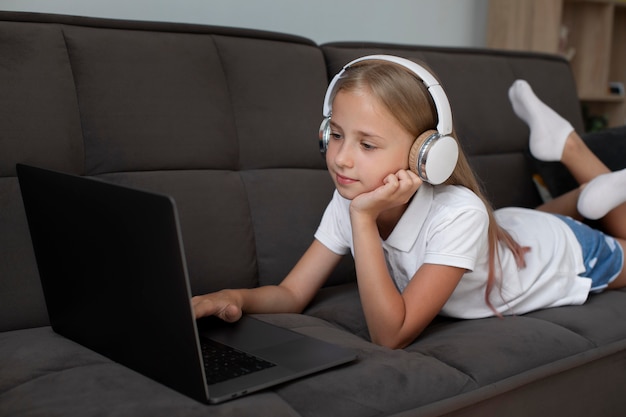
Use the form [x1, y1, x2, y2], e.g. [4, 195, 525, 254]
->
[326, 87, 415, 200]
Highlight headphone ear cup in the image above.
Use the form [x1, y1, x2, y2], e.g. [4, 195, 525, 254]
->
[319, 117, 331, 155]
[409, 130, 437, 178]
[409, 129, 459, 185]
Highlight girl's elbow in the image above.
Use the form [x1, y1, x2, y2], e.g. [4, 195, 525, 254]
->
[371, 334, 415, 350]
[290, 302, 307, 315]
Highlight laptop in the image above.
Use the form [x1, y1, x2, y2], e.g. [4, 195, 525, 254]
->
[16, 163, 356, 404]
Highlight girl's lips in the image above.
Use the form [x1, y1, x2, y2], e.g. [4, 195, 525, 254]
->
[336, 173, 358, 185]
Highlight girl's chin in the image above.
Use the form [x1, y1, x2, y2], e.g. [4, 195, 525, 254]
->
[336, 190, 355, 201]
[331, 183, 354, 200]
[334, 185, 374, 201]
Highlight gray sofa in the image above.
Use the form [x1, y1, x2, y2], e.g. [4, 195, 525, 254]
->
[2, 11, 626, 417]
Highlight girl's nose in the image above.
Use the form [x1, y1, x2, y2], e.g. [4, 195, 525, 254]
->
[333, 141, 353, 168]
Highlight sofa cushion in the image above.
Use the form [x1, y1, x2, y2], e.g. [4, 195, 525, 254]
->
[213, 35, 327, 170]
[0, 178, 49, 331]
[0, 21, 84, 177]
[65, 25, 238, 175]
[5, 289, 625, 417]
[0, 327, 300, 417]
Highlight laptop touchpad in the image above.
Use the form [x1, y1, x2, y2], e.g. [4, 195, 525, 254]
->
[198, 316, 303, 351]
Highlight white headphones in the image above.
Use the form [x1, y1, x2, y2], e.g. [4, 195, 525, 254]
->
[319, 55, 459, 185]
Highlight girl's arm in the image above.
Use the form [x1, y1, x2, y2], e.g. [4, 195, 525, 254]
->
[350, 169, 465, 349]
[352, 208, 464, 348]
[192, 239, 342, 321]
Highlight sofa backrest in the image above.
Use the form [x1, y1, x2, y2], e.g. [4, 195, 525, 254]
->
[0, 13, 584, 333]
[0, 13, 352, 331]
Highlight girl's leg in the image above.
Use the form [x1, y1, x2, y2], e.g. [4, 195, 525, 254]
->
[535, 182, 581, 219]
[607, 239, 626, 289]
[508, 80, 626, 239]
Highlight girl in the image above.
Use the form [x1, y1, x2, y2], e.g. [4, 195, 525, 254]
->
[193, 55, 626, 349]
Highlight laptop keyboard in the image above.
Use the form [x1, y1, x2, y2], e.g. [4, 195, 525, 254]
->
[201, 338, 276, 385]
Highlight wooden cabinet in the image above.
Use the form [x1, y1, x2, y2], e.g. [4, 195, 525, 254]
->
[487, 0, 626, 129]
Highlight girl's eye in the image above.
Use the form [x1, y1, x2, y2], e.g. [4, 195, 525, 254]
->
[361, 142, 376, 151]
[331, 132, 342, 140]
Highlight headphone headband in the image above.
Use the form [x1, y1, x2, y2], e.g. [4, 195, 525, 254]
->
[322, 55, 453, 135]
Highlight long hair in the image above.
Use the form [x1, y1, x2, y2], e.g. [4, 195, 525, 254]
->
[331, 59, 528, 315]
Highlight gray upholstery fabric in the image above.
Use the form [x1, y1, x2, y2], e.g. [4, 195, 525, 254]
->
[2, 12, 626, 417]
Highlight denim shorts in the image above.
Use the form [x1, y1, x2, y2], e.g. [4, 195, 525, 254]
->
[555, 215, 624, 292]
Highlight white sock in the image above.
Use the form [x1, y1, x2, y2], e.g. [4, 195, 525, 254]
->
[577, 168, 626, 220]
[508, 80, 573, 161]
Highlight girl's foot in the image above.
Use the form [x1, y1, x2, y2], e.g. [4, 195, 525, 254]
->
[508, 80, 573, 161]
[577, 168, 626, 220]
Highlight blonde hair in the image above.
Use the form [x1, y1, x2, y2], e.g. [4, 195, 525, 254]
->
[331, 59, 528, 315]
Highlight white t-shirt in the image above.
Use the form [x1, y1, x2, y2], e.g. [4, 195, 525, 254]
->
[314, 184, 591, 319]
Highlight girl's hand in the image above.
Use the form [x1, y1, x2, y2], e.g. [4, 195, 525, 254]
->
[191, 240, 343, 323]
[350, 169, 422, 219]
[191, 290, 243, 322]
